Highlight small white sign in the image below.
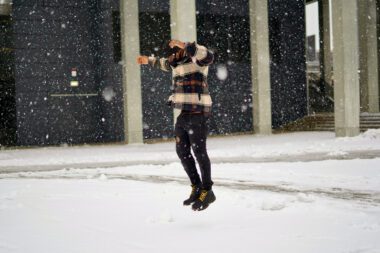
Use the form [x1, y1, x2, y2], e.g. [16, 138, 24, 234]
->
[71, 69, 77, 77]
[70, 81, 79, 87]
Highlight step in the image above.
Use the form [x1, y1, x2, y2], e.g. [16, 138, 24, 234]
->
[282, 113, 380, 132]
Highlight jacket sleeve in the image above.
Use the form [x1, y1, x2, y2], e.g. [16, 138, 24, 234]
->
[148, 56, 171, 72]
[184, 42, 214, 67]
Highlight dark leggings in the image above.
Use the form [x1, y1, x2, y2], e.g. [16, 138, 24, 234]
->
[175, 113, 213, 190]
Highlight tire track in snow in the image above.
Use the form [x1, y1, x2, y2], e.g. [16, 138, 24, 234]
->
[1, 172, 379, 206]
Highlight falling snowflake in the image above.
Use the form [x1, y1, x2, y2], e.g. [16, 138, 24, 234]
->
[216, 64, 228, 81]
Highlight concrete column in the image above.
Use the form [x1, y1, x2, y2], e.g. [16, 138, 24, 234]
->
[0, 0, 12, 16]
[170, 0, 197, 123]
[358, 0, 380, 113]
[320, 0, 333, 87]
[332, 0, 360, 137]
[249, 0, 272, 135]
[120, 0, 143, 144]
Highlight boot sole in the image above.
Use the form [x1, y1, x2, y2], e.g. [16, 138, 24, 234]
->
[183, 196, 201, 206]
[193, 196, 216, 211]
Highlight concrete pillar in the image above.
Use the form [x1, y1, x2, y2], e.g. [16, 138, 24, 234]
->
[170, 0, 197, 42]
[249, 0, 272, 135]
[320, 0, 333, 87]
[358, 0, 380, 113]
[169, 0, 197, 123]
[0, 0, 12, 16]
[120, 0, 143, 144]
[332, 0, 360, 137]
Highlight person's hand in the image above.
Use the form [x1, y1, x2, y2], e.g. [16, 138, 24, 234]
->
[169, 39, 186, 49]
[136, 56, 149, 65]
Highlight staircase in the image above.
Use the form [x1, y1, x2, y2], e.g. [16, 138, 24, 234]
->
[359, 113, 380, 131]
[313, 114, 334, 131]
[279, 113, 380, 132]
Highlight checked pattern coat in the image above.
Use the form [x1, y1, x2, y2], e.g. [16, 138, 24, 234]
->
[148, 42, 214, 114]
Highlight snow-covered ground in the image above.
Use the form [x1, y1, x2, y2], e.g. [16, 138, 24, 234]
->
[1, 130, 380, 171]
[1, 131, 380, 253]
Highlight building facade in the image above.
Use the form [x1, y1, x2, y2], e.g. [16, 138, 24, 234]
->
[1, 0, 375, 146]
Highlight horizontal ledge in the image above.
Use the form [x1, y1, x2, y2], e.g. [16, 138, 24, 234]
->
[49, 93, 98, 97]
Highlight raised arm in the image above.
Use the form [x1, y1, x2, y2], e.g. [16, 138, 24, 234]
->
[185, 42, 214, 66]
[136, 55, 171, 72]
[149, 56, 171, 72]
[169, 40, 214, 67]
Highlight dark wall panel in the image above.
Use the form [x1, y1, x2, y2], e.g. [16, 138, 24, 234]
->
[15, 92, 49, 145]
[139, 0, 173, 140]
[48, 96, 102, 145]
[12, 0, 123, 146]
[268, 0, 307, 128]
[196, 0, 253, 135]
[140, 67, 173, 139]
[0, 15, 17, 146]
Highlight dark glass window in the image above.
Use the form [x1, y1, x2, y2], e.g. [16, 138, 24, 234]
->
[196, 0, 253, 135]
[112, 11, 122, 63]
[138, 12, 171, 57]
[138, 0, 173, 140]
[0, 14, 17, 146]
[196, 0, 251, 64]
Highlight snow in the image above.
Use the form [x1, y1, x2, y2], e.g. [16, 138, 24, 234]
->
[1, 131, 380, 169]
[102, 87, 116, 102]
[216, 64, 228, 80]
[1, 131, 380, 253]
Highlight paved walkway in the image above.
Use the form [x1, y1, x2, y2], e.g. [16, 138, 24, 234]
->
[1, 149, 380, 174]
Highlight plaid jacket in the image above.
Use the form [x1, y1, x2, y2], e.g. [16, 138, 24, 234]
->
[148, 42, 214, 113]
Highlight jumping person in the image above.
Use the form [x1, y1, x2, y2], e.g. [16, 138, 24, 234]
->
[137, 40, 215, 211]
